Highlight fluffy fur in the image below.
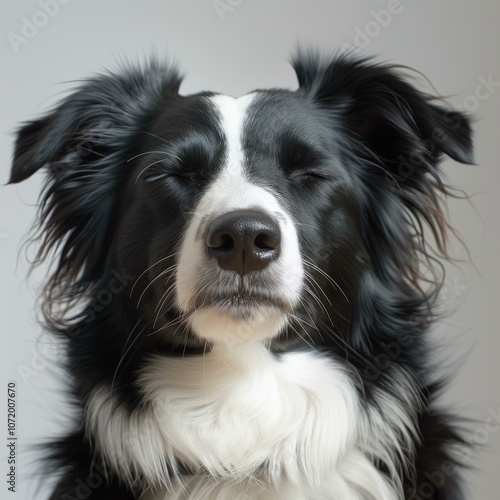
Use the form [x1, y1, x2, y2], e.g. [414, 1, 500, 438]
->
[10, 50, 474, 499]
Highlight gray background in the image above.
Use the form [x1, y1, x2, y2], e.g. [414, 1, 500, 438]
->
[1, 0, 499, 498]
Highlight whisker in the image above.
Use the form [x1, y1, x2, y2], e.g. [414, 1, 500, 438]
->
[154, 280, 177, 313]
[126, 149, 184, 164]
[140, 131, 170, 145]
[298, 273, 374, 368]
[137, 264, 177, 308]
[111, 317, 147, 393]
[153, 283, 178, 328]
[287, 316, 317, 350]
[130, 252, 178, 298]
[303, 257, 350, 303]
[303, 276, 332, 312]
[134, 158, 168, 184]
[303, 271, 350, 325]
[148, 314, 185, 336]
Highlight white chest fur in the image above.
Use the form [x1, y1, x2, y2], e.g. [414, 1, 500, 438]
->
[86, 343, 403, 499]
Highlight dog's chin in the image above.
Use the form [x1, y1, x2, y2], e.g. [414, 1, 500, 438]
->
[187, 302, 288, 345]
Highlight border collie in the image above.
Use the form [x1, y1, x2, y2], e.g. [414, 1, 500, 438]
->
[10, 50, 474, 499]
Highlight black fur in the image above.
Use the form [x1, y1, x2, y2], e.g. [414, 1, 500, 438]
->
[10, 51, 474, 499]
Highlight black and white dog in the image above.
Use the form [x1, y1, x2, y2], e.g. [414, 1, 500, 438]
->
[10, 51, 473, 499]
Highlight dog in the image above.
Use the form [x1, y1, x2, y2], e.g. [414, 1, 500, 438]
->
[10, 50, 474, 499]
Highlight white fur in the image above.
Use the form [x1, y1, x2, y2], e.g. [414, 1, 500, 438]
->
[175, 93, 304, 345]
[85, 343, 419, 499]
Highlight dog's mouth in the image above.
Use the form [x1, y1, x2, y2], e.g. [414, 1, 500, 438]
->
[186, 286, 291, 344]
[192, 289, 291, 318]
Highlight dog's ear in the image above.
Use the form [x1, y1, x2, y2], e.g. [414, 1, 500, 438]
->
[9, 62, 182, 305]
[292, 52, 473, 174]
[10, 62, 182, 183]
[292, 51, 474, 290]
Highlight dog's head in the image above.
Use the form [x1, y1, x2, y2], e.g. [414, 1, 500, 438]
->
[10, 53, 473, 352]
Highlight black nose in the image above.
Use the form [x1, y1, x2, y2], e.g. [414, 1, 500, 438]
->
[206, 210, 281, 275]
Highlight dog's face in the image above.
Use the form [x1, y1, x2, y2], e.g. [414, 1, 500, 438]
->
[119, 90, 363, 347]
[9, 54, 473, 356]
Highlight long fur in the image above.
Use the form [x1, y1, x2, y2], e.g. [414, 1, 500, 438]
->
[10, 50, 473, 499]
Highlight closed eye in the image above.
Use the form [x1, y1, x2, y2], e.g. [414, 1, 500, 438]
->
[136, 159, 169, 184]
[141, 169, 198, 184]
[279, 134, 330, 182]
[290, 168, 330, 180]
[137, 161, 209, 184]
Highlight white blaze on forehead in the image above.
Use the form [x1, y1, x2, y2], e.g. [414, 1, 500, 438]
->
[212, 93, 253, 181]
[194, 93, 287, 216]
[175, 93, 304, 344]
